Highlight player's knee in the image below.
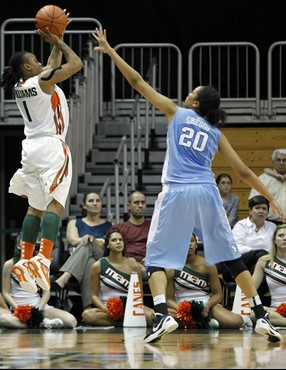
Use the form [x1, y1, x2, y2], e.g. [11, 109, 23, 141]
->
[146, 266, 165, 279]
[224, 257, 247, 279]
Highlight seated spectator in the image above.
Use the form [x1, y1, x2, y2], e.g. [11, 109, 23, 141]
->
[113, 190, 151, 264]
[0, 234, 77, 329]
[166, 234, 252, 329]
[251, 224, 286, 326]
[216, 173, 240, 228]
[82, 228, 154, 326]
[220, 195, 277, 299]
[249, 148, 286, 224]
[54, 192, 112, 310]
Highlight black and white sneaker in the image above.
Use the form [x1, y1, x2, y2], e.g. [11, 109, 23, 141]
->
[255, 313, 282, 342]
[143, 315, 178, 343]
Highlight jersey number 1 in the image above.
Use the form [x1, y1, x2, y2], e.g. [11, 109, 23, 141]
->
[22, 101, 32, 122]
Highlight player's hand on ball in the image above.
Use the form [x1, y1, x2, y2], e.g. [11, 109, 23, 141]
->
[35, 28, 61, 44]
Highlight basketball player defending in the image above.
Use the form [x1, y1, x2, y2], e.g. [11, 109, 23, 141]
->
[0, 24, 83, 293]
[92, 27, 285, 343]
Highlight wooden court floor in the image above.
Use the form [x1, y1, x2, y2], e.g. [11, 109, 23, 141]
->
[0, 326, 285, 369]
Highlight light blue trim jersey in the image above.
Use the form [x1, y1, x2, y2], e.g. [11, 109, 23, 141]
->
[162, 107, 221, 184]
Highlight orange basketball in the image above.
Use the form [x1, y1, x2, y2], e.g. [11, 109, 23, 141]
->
[35, 5, 67, 36]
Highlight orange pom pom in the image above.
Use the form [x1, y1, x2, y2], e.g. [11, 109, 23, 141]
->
[176, 300, 194, 329]
[106, 297, 125, 321]
[14, 305, 32, 323]
[276, 303, 286, 317]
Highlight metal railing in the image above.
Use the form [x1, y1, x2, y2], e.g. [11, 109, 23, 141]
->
[267, 41, 286, 118]
[111, 43, 182, 118]
[0, 17, 103, 120]
[113, 135, 129, 223]
[100, 178, 114, 222]
[188, 42, 261, 118]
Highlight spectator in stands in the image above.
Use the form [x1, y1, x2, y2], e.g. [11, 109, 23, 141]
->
[249, 149, 286, 224]
[216, 173, 240, 228]
[54, 192, 112, 310]
[166, 234, 252, 329]
[220, 195, 276, 299]
[113, 191, 151, 263]
[252, 224, 286, 327]
[0, 233, 77, 329]
[82, 228, 154, 326]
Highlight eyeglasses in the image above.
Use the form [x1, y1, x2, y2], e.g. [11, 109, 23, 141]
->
[274, 158, 286, 163]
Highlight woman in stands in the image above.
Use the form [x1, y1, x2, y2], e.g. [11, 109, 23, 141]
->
[54, 192, 112, 310]
[82, 228, 154, 326]
[0, 233, 77, 329]
[166, 234, 252, 329]
[216, 173, 240, 228]
[251, 224, 286, 326]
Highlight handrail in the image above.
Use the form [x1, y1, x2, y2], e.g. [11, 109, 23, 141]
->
[0, 17, 103, 120]
[111, 43, 182, 118]
[114, 135, 129, 223]
[188, 42, 260, 118]
[129, 58, 157, 190]
[267, 41, 286, 118]
[100, 178, 114, 222]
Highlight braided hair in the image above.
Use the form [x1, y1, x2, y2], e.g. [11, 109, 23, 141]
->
[196, 85, 227, 127]
[0, 51, 28, 91]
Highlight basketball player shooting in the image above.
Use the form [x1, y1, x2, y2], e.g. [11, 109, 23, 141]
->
[0, 10, 83, 293]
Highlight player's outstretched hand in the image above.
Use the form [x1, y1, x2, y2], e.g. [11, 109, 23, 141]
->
[92, 27, 111, 54]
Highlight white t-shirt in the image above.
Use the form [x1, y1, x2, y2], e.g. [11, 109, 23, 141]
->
[232, 217, 277, 254]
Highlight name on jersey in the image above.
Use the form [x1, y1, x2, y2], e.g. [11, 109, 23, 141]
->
[15, 87, 37, 99]
[185, 116, 210, 131]
[273, 261, 286, 274]
[180, 270, 208, 287]
[106, 267, 129, 288]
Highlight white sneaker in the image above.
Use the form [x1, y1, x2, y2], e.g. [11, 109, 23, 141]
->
[241, 315, 253, 330]
[255, 313, 282, 342]
[208, 318, 220, 329]
[12, 259, 37, 293]
[144, 315, 178, 343]
[42, 318, 64, 329]
[27, 255, 51, 290]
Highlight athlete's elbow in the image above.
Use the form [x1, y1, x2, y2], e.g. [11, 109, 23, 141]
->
[74, 59, 83, 73]
[129, 74, 144, 89]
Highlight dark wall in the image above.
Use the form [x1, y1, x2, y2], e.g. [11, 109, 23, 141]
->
[1, 0, 286, 53]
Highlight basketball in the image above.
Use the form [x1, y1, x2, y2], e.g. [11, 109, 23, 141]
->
[35, 5, 67, 36]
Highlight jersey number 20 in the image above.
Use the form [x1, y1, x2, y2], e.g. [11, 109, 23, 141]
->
[178, 127, 208, 152]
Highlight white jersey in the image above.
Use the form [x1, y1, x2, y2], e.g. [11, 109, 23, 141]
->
[174, 265, 211, 304]
[14, 76, 69, 139]
[264, 257, 286, 308]
[9, 75, 72, 210]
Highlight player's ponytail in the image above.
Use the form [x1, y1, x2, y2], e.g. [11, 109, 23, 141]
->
[197, 85, 227, 127]
[0, 51, 27, 91]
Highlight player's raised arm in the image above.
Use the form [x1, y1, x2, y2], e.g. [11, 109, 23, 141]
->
[92, 27, 177, 123]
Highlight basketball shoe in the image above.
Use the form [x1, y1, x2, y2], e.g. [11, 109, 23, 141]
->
[27, 255, 51, 291]
[12, 259, 37, 293]
[255, 313, 282, 342]
[42, 318, 64, 329]
[144, 315, 178, 343]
